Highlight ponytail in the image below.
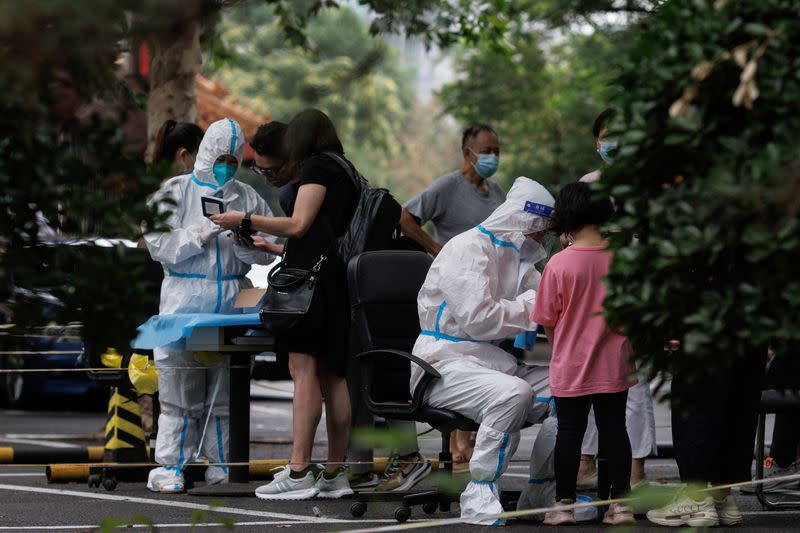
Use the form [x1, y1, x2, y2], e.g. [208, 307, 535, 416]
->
[153, 120, 204, 164]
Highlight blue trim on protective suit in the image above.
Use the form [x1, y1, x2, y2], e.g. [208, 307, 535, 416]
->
[227, 119, 237, 156]
[493, 432, 510, 481]
[178, 415, 188, 472]
[215, 416, 228, 474]
[470, 480, 496, 486]
[191, 171, 219, 190]
[420, 301, 490, 343]
[168, 270, 207, 279]
[167, 270, 245, 281]
[477, 225, 521, 253]
[528, 477, 556, 485]
[214, 236, 223, 313]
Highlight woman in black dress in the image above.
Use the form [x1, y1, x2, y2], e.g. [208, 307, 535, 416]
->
[212, 109, 358, 500]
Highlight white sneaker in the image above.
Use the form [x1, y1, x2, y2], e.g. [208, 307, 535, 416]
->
[714, 495, 742, 526]
[742, 458, 799, 494]
[646, 494, 719, 527]
[255, 465, 321, 500]
[315, 467, 354, 499]
[147, 466, 185, 494]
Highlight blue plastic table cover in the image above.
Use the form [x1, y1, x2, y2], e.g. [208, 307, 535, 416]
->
[132, 313, 263, 350]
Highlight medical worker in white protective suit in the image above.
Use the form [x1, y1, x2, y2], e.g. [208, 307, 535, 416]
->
[411, 177, 555, 526]
[144, 118, 277, 493]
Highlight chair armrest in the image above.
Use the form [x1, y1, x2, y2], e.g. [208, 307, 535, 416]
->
[354, 349, 441, 416]
[355, 349, 441, 378]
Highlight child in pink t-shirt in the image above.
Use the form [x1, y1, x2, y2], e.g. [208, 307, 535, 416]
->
[532, 182, 636, 526]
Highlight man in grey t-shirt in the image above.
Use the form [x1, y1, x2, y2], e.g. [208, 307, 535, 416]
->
[401, 124, 506, 255]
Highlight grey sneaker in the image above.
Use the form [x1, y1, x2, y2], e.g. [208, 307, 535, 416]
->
[316, 467, 354, 499]
[742, 457, 799, 494]
[255, 465, 321, 500]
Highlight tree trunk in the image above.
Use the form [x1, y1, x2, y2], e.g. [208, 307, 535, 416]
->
[145, 20, 202, 162]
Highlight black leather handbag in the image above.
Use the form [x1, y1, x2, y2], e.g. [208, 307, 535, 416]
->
[260, 253, 327, 334]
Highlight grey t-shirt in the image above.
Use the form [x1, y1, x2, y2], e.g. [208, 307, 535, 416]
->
[404, 169, 506, 246]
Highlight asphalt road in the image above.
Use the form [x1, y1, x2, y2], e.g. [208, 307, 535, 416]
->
[0, 381, 796, 532]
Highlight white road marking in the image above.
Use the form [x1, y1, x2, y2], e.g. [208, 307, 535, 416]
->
[0, 483, 397, 524]
[0, 519, 404, 530]
[0, 438, 78, 449]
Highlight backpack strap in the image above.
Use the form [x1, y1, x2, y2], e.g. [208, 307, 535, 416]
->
[321, 151, 365, 190]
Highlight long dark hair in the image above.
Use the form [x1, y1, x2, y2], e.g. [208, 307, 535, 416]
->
[282, 109, 344, 181]
[152, 119, 204, 164]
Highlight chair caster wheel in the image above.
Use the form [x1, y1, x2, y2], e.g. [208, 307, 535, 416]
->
[102, 477, 117, 491]
[422, 502, 438, 515]
[350, 501, 367, 518]
[394, 506, 412, 523]
[88, 474, 101, 488]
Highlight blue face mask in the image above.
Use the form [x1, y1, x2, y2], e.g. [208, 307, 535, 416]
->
[598, 140, 618, 164]
[212, 162, 237, 186]
[471, 152, 500, 178]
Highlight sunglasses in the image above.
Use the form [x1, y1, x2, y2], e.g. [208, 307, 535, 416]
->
[251, 164, 278, 179]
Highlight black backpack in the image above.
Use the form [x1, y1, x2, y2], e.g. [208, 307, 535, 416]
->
[323, 152, 402, 262]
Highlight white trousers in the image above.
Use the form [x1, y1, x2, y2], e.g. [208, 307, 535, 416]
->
[424, 359, 548, 526]
[153, 348, 230, 477]
[581, 378, 656, 459]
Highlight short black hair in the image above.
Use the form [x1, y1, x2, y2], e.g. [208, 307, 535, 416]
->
[592, 107, 616, 139]
[461, 123, 498, 149]
[552, 182, 614, 235]
[250, 121, 288, 157]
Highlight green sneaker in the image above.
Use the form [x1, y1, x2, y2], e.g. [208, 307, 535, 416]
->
[315, 466, 354, 499]
[255, 465, 321, 500]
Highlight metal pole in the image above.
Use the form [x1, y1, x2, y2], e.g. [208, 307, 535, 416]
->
[228, 352, 250, 483]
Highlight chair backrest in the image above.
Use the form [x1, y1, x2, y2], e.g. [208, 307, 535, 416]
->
[347, 250, 432, 404]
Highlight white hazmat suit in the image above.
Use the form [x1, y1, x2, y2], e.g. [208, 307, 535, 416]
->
[144, 118, 276, 492]
[411, 177, 555, 526]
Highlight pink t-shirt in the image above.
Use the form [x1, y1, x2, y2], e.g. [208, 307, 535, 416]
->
[532, 245, 636, 397]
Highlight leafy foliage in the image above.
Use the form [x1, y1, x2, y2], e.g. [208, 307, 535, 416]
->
[0, 1, 168, 360]
[599, 0, 800, 397]
[206, 2, 421, 191]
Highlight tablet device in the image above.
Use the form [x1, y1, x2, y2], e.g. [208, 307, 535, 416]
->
[201, 196, 225, 217]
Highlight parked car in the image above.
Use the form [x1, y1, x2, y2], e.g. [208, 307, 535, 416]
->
[0, 237, 161, 408]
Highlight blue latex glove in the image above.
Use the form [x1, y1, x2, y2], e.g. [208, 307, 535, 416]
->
[514, 330, 537, 350]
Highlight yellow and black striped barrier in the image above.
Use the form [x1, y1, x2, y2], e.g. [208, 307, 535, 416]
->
[0, 446, 104, 464]
[104, 385, 148, 462]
